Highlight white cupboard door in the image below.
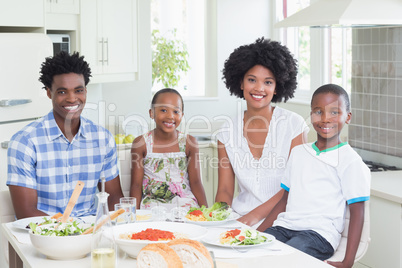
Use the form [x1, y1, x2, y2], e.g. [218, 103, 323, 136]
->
[80, 0, 103, 75]
[0, 0, 44, 27]
[46, 0, 80, 14]
[101, 0, 138, 74]
[80, 0, 138, 81]
[0, 121, 36, 191]
[0, 34, 53, 122]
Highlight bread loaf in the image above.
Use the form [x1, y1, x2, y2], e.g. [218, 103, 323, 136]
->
[137, 243, 183, 268]
[168, 239, 213, 268]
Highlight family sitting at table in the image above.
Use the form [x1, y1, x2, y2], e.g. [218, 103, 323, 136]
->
[7, 38, 370, 268]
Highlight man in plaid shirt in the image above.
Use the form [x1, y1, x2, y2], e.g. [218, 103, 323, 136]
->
[7, 51, 124, 219]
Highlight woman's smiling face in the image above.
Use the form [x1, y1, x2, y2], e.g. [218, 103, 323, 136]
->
[241, 65, 276, 110]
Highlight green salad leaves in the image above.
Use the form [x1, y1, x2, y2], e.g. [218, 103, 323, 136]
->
[29, 221, 90, 236]
[231, 229, 268, 245]
[187, 201, 232, 221]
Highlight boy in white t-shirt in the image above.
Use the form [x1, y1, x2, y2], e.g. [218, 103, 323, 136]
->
[257, 84, 370, 268]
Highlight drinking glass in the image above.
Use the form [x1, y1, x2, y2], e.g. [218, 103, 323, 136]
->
[151, 201, 167, 221]
[170, 198, 187, 222]
[114, 203, 130, 225]
[120, 197, 136, 223]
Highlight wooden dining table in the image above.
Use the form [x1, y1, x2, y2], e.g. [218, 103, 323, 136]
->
[1, 216, 333, 268]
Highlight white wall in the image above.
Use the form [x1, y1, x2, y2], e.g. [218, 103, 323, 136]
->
[182, 0, 274, 134]
[85, 0, 275, 136]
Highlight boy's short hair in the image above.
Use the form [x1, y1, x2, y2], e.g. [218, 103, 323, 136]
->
[39, 51, 91, 90]
[311, 84, 351, 112]
[151, 88, 184, 112]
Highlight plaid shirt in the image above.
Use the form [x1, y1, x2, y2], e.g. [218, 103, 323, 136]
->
[7, 111, 119, 216]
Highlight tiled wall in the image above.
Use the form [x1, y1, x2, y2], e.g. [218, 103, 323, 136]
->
[349, 27, 402, 157]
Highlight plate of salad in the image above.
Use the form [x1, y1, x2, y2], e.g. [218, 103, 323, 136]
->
[12, 216, 82, 231]
[12, 216, 61, 231]
[184, 202, 240, 226]
[202, 228, 275, 248]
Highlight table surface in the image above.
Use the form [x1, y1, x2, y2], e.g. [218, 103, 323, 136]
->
[1, 218, 333, 268]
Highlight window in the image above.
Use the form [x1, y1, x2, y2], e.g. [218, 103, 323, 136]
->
[151, 0, 216, 97]
[277, 0, 352, 101]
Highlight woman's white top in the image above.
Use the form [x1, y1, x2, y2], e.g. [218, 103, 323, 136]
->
[216, 106, 308, 216]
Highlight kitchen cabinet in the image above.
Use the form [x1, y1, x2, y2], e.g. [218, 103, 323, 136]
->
[80, 0, 138, 83]
[0, 0, 44, 27]
[357, 171, 402, 268]
[45, 0, 79, 14]
[199, 146, 218, 206]
[45, 0, 80, 31]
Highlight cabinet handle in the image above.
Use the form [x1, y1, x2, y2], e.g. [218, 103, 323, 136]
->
[1, 141, 9, 149]
[99, 38, 104, 64]
[104, 38, 109, 65]
[0, 99, 32, 107]
[205, 155, 210, 182]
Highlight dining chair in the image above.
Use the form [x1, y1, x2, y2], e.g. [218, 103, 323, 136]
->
[326, 201, 370, 263]
[0, 190, 15, 267]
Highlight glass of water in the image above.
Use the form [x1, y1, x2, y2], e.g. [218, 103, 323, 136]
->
[120, 197, 136, 223]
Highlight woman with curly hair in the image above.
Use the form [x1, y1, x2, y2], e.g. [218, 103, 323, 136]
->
[215, 37, 309, 226]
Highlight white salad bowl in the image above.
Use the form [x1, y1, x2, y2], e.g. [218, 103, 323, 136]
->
[113, 221, 208, 258]
[29, 223, 92, 260]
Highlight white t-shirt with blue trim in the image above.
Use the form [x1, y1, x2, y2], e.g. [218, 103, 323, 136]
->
[273, 142, 371, 250]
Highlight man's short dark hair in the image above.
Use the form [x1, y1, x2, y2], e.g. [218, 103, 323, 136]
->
[39, 51, 91, 90]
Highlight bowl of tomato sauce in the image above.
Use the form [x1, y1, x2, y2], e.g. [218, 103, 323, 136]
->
[113, 221, 207, 258]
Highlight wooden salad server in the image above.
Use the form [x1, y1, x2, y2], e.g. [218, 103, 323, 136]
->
[60, 181, 85, 223]
[81, 208, 125, 235]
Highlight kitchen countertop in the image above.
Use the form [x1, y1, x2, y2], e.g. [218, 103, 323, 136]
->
[370, 171, 402, 204]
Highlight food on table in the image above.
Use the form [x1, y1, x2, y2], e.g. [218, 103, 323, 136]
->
[119, 228, 188, 241]
[168, 239, 213, 268]
[25, 216, 73, 229]
[219, 228, 268, 246]
[185, 202, 232, 222]
[137, 243, 183, 268]
[136, 214, 152, 221]
[29, 221, 91, 236]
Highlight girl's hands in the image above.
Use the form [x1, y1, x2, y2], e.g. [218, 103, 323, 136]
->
[324, 260, 353, 268]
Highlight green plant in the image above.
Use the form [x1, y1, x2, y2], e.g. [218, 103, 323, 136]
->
[152, 29, 190, 88]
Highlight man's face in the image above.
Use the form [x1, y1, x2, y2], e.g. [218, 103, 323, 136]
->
[46, 72, 87, 124]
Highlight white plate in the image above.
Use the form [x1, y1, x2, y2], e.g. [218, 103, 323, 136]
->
[12, 216, 57, 231]
[184, 212, 240, 226]
[202, 228, 275, 249]
[113, 221, 208, 258]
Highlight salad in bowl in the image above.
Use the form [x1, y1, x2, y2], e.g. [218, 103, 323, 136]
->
[29, 221, 93, 260]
